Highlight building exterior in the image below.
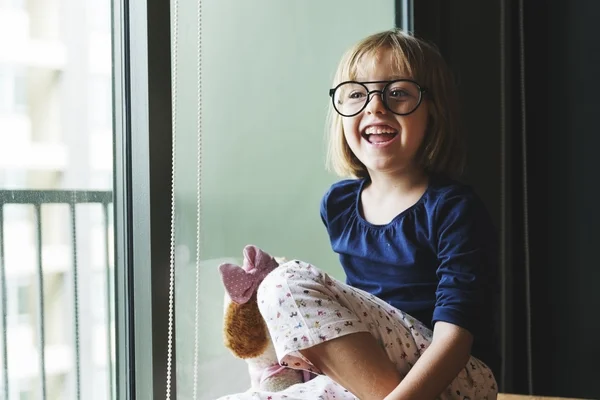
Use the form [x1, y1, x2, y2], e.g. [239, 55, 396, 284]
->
[0, 0, 115, 398]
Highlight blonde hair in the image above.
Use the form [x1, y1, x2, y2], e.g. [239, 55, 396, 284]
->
[326, 29, 465, 179]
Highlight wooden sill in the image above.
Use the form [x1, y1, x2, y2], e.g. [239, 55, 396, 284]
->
[499, 394, 589, 400]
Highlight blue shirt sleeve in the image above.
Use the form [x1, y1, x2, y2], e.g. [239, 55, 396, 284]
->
[320, 179, 359, 234]
[431, 189, 498, 335]
[320, 190, 329, 230]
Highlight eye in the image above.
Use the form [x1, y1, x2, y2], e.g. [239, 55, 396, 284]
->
[386, 81, 420, 100]
[388, 89, 410, 98]
[348, 90, 366, 99]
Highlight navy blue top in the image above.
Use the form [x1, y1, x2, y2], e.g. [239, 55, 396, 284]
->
[320, 174, 500, 377]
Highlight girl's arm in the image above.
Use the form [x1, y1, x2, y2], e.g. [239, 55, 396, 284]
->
[384, 321, 473, 400]
[384, 189, 496, 399]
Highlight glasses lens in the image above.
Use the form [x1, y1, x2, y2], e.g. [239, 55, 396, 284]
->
[384, 81, 421, 115]
[333, 82, 368, 116]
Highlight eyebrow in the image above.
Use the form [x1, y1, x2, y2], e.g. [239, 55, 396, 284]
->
[387, 74, 411, 80]
[353, 74, 412, 81]
[351, 77, 413, 84]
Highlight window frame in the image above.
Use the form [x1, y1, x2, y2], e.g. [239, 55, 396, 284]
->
[112, 0, 175, 398]
[395, 0, 414, 32]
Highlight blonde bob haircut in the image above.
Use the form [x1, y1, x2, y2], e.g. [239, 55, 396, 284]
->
[326, 29, 465, 179]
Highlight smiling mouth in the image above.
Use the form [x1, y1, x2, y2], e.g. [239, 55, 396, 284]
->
[362, 126, 398, 144]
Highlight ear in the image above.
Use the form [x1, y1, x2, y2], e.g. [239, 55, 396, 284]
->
[218, 262, 254, 304]
[243, 245, 258, 263]
[243, 245, 278, 271]
[223, 297, 269, 359]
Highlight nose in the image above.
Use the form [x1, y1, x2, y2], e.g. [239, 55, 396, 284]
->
[365, 90, 387, 115]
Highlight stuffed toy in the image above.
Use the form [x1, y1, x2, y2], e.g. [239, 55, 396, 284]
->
[218, 245, 312, 392]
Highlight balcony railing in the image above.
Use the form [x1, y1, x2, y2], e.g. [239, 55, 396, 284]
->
[0, 189, 114, 400]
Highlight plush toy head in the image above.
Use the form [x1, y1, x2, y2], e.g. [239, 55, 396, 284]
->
[218, 245, 279, 359]
[218, 245, 306, 391]
[219, 245, 279, 305]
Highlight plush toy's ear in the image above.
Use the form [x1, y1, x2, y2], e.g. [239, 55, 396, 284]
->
[219, 263, 255, 304]
[223, 295, 269, 359]
[243, 245, 278, 272]
[218, 245, 280, 304]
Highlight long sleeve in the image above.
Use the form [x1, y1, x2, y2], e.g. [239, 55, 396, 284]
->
[431, 190, 498, 336]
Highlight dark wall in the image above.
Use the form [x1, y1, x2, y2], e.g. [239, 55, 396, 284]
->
[404, 0, 600, 398]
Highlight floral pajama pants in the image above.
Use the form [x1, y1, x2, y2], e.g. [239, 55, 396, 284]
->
[216, 260, 498, 400]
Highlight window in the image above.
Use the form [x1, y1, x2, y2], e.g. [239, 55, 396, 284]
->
[0, 0, 115, 398]
[3, 0, 403, 397]
[170, 1, 395, 398]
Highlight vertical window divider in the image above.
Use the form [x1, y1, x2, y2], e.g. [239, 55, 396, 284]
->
[113, 0, 174, 398]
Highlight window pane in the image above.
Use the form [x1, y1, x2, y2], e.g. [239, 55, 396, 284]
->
[172, 1, 394, 398]
[0, 0, 115, 398]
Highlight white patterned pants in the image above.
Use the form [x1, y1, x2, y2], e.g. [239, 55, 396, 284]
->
[216, 260, 498, 400]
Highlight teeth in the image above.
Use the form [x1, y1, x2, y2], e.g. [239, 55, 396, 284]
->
[364, 126, 397, 135]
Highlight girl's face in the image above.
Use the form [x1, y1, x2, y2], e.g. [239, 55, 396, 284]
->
[341, 48, 429, 178]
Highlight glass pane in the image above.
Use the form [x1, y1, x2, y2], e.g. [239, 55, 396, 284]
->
[0, 0, 115, 398]
[172, 1, 394, 398]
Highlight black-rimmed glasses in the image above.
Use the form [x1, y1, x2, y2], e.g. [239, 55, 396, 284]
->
[329, 79, 428, 117]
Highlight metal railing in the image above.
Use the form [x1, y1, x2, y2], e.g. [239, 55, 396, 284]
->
[0, 190, 114, 400]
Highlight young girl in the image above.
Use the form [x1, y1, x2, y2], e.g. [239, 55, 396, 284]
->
[218, 29, 499, 400]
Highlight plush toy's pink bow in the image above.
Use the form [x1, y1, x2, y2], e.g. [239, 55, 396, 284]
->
[218, 245, 279, 304]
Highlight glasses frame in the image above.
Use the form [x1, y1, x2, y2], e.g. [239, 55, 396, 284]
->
[328, 79, 428, 118]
